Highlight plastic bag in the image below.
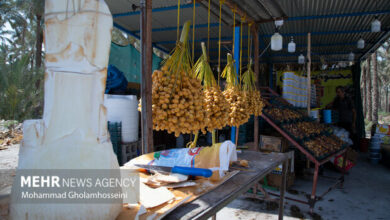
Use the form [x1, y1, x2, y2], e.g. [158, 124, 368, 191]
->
[124, 141, 237, 181]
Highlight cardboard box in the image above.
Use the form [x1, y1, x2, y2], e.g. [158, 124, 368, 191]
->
[381, 144, 390, 168]
[268, 163, 294, 189]
[376, 124, 390, 135]
[261, 151, 295, 189]
[266, 172, 295, 189]
[382, 143, 390, 150]
[260, 135, 288, 152]
[346, 147, 358, 164]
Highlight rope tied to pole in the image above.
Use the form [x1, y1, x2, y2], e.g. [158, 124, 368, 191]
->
[207, 0, 211, 55]
[192, 0, 195, 63]
[176, 0, 181, 42]
[239, 15, 246, 86]
[232, 7, 236, 55]
[218, 0, 225, 86]
[248, 22, 253, 62]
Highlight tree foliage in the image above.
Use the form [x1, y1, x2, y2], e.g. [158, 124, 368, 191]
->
[362, 38, 390, 123]
[377, 39, 390, 113]
[0, 0, 44, 121]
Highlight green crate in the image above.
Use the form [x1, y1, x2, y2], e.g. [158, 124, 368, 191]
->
[108, 121, 122, 163]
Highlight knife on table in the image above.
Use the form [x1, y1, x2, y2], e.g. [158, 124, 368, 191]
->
[134, 164, 213, 178]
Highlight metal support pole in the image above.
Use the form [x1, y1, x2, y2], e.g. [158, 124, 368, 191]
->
[231, 26, 240, 144]
[278, 159, 288, 220]
[253, 25, 260, 150]
[269, 64, 274, 89]
[310, 163, 319, 212]
[307, 33, 311, 115]
[140, 0, 153, 154]
[340, 151, 348, 188]
[386, 86, 389, 112]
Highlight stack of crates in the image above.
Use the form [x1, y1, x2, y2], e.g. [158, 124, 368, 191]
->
[122, 141, 141, 164]
[238, 116, 254, 145]
[108, 121, 122, 164]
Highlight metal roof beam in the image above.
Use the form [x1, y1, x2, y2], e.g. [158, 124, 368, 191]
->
[360, 30, 390, 61]
[296, 42, 356, 47]
[113, 6, 390, 22]
[268, 59, 350, 64]
[198, 0, 231, 26]
[205, 52, 362, 61]
[231, 52, 361, 58]
[156, 36, 240, 44]
[209, 59, 351, 64]
[260, 29, 387, 37]
[194, 42, 359, 52]
[257, 10, 390, 23]
[287, 10, 390, 21]
[255, 0, 274, 19]
[133, 23, 219, 33]
[156, 29, 384, 45]
[113, 22, 170, 54]
[113, 3, 198, 18]
[222, 0, 256, 23]
[268, 51, 363, 57]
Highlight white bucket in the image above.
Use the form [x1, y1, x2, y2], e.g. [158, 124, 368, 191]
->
[104, 94, 139, 142]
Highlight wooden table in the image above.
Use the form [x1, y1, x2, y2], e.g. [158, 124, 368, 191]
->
[164, 151, 289, 220]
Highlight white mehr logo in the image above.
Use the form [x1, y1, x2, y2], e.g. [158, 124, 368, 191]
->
[21, 176, 60, 187]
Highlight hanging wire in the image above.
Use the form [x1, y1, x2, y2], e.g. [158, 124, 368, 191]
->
[239, 16, 245, 85]
[248, 22, 252, 62]
[192, 0, 195, 63]
[218, 0, 225, 86]
[232, 7, 236, 55]
[207, 0, 211, 55]
[177, 0, 181, 41]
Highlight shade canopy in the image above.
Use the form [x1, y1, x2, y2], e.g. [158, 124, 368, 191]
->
[106, 0, 390, 65]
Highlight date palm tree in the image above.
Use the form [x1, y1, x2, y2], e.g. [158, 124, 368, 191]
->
[377, 40, 390, 113]
[372, 52, 379, 123]
[0, 0, 44, 120]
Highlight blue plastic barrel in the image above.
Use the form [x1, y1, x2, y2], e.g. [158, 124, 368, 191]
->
[369, 152, 381, 164]
[370, 134, 382, 150]
[323, 110, 332, 124]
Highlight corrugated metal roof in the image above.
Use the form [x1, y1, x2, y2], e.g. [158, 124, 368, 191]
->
[106, 0, 390, 65]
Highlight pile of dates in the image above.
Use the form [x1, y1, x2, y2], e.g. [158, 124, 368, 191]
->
[282, 124, 305, 139]
[304, 135, 344, 158]
[304, 137, 331, 157]
[321, 135, 344, 152]
[296, 122, 329, 135]
[264, 108, 302, 122]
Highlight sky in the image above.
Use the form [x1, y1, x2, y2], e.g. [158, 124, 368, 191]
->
[2, 22, 13, 45]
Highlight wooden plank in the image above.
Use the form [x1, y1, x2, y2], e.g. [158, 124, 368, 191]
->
[127, 82, 140, 90]
[164, 151, 287, 219]
[116, 171, 240, 220]
[253, 24, 259, 151]
[140, 0, 153, 154]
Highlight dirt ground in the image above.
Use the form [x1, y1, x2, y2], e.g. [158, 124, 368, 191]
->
[1, 146, 390, 220]
[216, 153, 390, 220]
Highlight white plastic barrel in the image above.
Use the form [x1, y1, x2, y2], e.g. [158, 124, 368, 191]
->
[104, 94, 139, 142]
